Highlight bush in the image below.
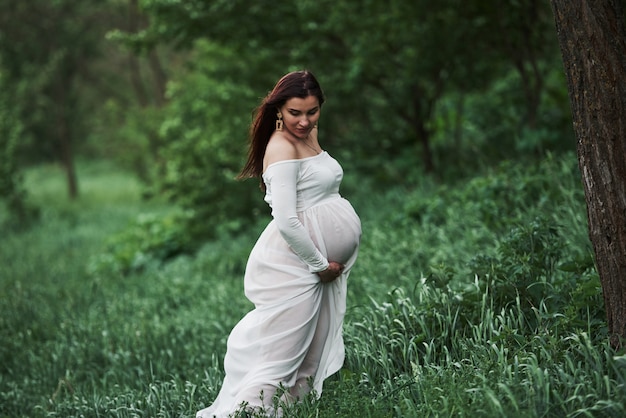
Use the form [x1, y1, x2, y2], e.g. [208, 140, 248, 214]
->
[156, 40, 266, 241]
[405, 152, 581, 232]
[467, 216, 601, 328]
[399, 152, 603, 332]
[88, 211, 197, 276]
[0, 75, 39, 228]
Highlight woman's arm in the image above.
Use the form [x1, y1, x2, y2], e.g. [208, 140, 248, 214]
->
[265, 161, 330, 273]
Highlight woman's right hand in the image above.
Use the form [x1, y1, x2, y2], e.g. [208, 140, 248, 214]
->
[318, 261, 345, 283]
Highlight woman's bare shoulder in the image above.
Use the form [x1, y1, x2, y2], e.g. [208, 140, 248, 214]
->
[263, 133, 298, 170]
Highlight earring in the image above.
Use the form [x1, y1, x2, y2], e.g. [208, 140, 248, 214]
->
[275, 112, 283, 131]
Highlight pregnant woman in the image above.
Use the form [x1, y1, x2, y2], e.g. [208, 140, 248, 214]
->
[196, 70, 361, 417]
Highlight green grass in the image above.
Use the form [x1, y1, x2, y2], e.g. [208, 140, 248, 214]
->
[2, 154, 625, 417]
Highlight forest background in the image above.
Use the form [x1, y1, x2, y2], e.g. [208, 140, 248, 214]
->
[1, 1, 625, 417]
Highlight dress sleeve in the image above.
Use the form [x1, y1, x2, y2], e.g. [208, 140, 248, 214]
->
[264, 162, 329, 273]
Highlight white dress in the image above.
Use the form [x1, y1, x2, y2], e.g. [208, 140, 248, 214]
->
[197, 151, 361, 417]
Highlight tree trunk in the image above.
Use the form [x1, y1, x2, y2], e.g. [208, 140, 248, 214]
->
[453, 95, 464, 148]
[58, 112, 79, 200]
[148, 49, 167, 107]
[55, 79, 79, 200]
[411, 86, 435, 173]
[128, 0, 149, 107]
[550, 0, 626, 348]
[415, 120, 434, 174]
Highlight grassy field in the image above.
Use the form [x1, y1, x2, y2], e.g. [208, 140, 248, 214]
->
[2, 155, 625, 417]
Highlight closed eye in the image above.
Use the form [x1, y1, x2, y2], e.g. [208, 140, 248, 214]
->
[288, 107, 319, 116]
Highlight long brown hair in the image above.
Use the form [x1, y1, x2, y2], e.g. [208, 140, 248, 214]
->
[237, 70, 325, 180]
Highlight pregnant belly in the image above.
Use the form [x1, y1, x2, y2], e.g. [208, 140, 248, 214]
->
[304, 198, 361, 266]
[323, 218, 360, 265]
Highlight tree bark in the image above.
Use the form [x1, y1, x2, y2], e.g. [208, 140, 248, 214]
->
[55, 78, 79, 199]
[128, 0, 149, 107]
[550, 0, 626, 348]
[148, 49, 167, 107]
[58, 112, 79, 200]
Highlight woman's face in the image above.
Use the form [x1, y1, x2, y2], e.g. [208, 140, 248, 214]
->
[279, 95, 320, 140]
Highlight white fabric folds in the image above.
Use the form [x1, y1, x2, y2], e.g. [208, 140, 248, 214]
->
[197, 151, 361, 417]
